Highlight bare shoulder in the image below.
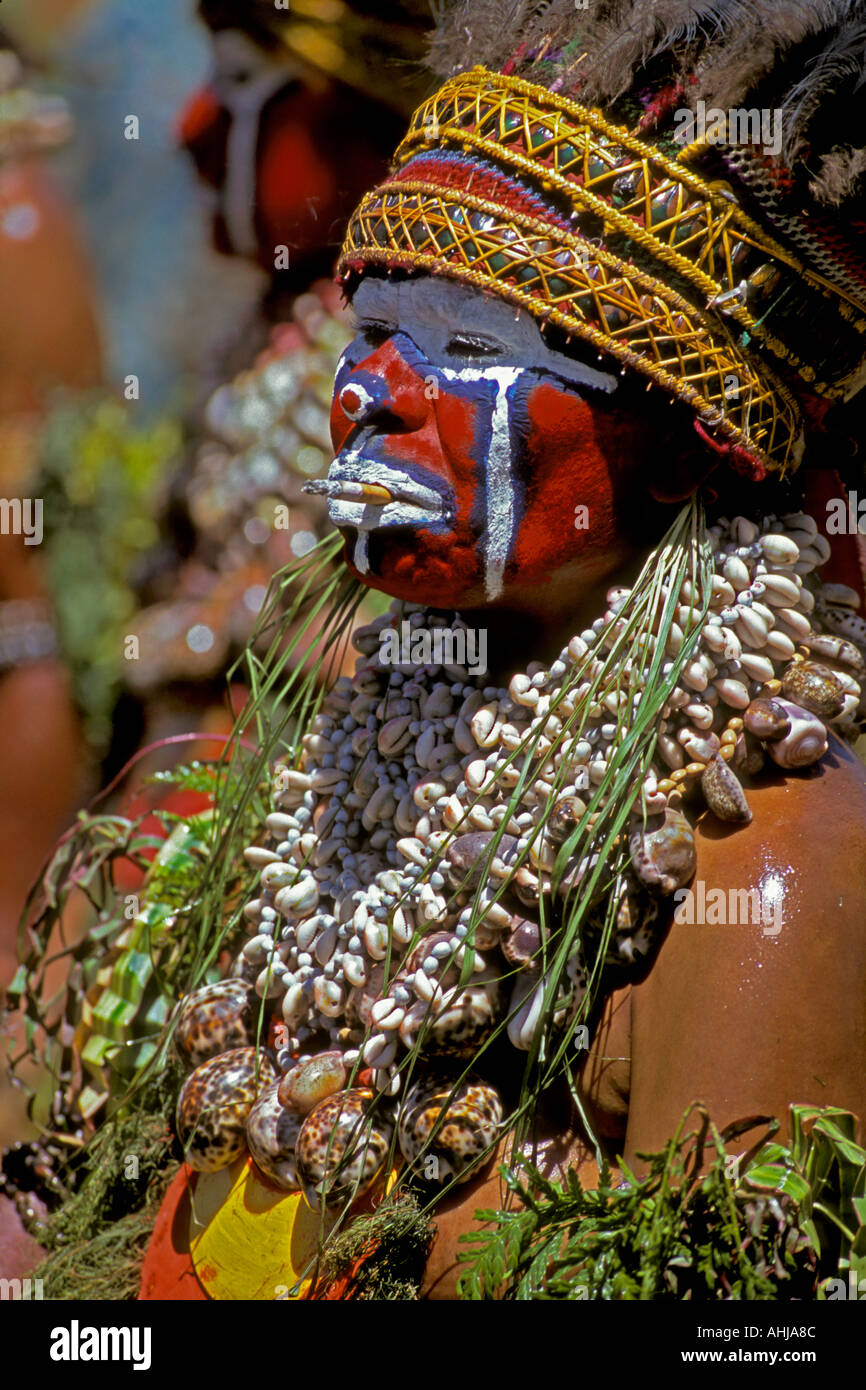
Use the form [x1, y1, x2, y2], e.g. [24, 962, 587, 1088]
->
[691, 733, 866, 924]
[697, 732, 866, 859]
[625, 735, 866, 1160]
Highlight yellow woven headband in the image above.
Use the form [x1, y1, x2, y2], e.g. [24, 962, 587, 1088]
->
[340, 67, 866, 476]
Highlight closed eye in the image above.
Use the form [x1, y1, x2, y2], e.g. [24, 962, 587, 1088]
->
[446, 333, 506, 357]
[352, 319, 395, 346]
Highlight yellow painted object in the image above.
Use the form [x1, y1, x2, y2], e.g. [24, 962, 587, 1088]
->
[188, 1157, 333, 1300]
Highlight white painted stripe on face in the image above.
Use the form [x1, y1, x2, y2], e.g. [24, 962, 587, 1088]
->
[442, 366, 523, 602]
[353, 530, 370, 574]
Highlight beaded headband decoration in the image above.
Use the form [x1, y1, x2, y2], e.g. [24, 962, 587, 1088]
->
[340, 67, 866, 478]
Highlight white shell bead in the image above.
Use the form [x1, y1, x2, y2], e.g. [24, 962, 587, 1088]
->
[397, 837, 427, 867]
[739, 652, 775, 683]
[711, 576, 736, 607]
[391, 907, 413, 945]
[765, 631, 795, 665]
[245, 847, 283, 868]
[314, 923, 340, 965]
[275, 878, 319, 916]
[465, 758, 492, 791]
[362, 1033, 395, 1067]
[724, 555, 751, 589]
[682, 660, 708, 692]
[701, 624, 727, 653]
[371, 999, 405, 1030]
[471, 704, 502, 746]
[760, 534, 799, 565]
[735, 609, 768, 648]
[684, 701, 714, 729]
[313, 978, 345, 1017]
[282, 982, 308, 1024]
[733, 517, 759, 545]
[394, 793, 417, 835]
[343, 955, 368, 989]
[260, 861, 299, 891]
[777, 608, 811, 640]
[509, 674, 539, 707]
[760, 574, 800, 606]
[714, 677, 751, 709]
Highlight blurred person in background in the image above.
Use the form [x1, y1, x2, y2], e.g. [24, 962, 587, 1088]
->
[0, 0, 434, 1278]
[0, 33, 101, 980]
[121, 0, 436, 735]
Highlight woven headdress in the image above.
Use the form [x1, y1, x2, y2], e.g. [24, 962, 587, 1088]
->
[339, 0, 866, 479]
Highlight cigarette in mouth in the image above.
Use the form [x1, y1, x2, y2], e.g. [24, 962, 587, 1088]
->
[303, 479, 394, 504]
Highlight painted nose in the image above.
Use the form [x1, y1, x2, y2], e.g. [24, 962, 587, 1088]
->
[339, 377, 390, 423]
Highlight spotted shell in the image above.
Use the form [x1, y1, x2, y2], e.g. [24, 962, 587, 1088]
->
[506, 957, 584, 1050]
[405, 932, 462, 990]
[730, 732, 765, 778]
[295, 1087, 393, 1213]
[397, 1073, 502, 1186]
[399, 973, 503, 1056]
[781, 660, 845, 720]
[701, 753, 752, 824]
[174, 979, 259, 1070]
[175, 1046, 278, 1172]
[278, 1050, 346, 1114]
[245, 1080, 303, 1191]
[547, 795, 586, 845]
[802, 633, 866, 677]
[501, 915, 541, 970]
[629, 806, 696, 894]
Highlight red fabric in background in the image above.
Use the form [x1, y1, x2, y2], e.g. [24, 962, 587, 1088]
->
[803, 467, 866, 608]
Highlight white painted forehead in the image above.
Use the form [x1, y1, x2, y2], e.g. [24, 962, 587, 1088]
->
[351, 275, 617, 394]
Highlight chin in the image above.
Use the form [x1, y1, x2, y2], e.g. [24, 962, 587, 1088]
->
[338, 528, 486, 610]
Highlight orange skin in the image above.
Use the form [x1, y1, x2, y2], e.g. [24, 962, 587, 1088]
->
[420, 733, 866, 1298]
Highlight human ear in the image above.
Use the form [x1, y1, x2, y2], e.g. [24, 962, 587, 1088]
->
[644, 418, 722, 503]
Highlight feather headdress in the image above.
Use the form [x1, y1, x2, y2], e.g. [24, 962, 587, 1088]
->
[428, 1, 866, 256]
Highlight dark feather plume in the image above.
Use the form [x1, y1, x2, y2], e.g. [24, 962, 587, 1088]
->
[428, 1, 866, 210]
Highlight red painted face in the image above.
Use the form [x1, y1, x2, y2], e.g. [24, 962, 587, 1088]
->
[325, 277, 665, 611]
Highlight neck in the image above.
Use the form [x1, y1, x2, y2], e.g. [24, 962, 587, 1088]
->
[458, 551, 650, 682]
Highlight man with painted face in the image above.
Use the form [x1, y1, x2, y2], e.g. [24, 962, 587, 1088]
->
[327, 274, 717, 620]
[307, 0, 866, 1294]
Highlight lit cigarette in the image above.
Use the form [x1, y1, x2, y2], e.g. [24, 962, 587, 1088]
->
[303, 479, 395, 504]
